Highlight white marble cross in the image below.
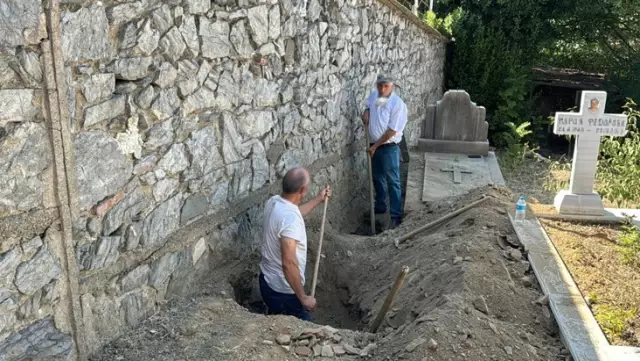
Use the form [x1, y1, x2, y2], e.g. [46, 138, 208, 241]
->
[553, 90, 628, 215]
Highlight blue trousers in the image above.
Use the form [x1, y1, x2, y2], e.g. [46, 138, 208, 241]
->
[371, 143, 402, 224]
[259, 273, 311, 321]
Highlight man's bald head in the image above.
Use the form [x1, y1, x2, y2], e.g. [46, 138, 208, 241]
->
[282, 167, 310, 195]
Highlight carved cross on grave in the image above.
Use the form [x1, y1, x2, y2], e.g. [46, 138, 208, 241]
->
[440, 165, 472, 184]
[553, 90, 628, 215]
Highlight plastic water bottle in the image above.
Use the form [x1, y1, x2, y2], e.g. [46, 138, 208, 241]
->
[515, 195, 527, 222]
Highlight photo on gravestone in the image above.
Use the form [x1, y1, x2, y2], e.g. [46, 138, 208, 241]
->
[553, 90, 628, 216]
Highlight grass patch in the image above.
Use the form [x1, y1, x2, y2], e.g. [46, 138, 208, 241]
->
[619, 218, 640, 266]
[594, 304, 637, 342]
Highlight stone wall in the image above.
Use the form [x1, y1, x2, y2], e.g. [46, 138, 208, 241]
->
[0, 0, 446, 359]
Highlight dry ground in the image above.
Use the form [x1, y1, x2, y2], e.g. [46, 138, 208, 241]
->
[91, 184, 568, 361]
[539, 219, 640, 347]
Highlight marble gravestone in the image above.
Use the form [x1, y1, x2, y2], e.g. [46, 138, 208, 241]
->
[419, 90, 489, 156]
[421, 152, 504, 202]
[553, 90, 628, 216]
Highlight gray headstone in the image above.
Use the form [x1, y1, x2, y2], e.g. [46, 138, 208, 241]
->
[431, 90, 488, 142]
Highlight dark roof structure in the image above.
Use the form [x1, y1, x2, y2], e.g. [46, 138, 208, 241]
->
[532, 66, 611, 90]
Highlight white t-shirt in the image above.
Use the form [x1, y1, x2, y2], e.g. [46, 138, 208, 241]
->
[259, 195, 307, 294]
[366, 89, 408, 144]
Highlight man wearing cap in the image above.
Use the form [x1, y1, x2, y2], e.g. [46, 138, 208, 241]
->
[361, 75, 408, 228]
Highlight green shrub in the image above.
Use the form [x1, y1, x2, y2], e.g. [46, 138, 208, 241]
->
[424, 8, 463, 38]
[497, 122, 534, 171]
[597, 99, 640, 207]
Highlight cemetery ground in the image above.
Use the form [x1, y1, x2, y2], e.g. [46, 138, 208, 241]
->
[500, 153, 640, 347]
[90, 163, 568, 361]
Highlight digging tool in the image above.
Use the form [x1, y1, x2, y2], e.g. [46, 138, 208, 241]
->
[364, 117, 376, 236]
[310, 192, 329, 298]
[395, 195, 490, 246]
[370, 265, 410, 333]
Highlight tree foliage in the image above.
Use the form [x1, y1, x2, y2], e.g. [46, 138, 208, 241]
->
[429, 0, 640, 147]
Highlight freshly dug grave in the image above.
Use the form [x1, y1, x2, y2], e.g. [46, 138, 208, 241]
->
[91, 185, 567, 361]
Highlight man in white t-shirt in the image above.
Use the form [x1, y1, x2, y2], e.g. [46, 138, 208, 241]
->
[361, 75, 408, 228]
[259, 167, 331, 320]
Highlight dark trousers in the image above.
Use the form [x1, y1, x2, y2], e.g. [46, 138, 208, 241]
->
[259, 273, 311, 321]
[371, 143, 403, 224]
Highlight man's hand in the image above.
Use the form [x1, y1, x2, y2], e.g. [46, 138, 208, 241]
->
[361, 109, 370, 126]
[316, 184, 332, 202]
[368, 145, 378, 158]
[300, 295, 317, 312]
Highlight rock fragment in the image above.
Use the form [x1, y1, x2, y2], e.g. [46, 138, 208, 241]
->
[473, 296, 489, 314]
[321, 344, 334, 357]
[343, 343, 361, 355]
[534, 294, 549, 306]
[294, 346, 312, 357]
[275, 334, 291, 345]
[405, 337, 427, 352]
[504, 346, 513, 355]
[508, 248, 523, 261]
[360, 343, 377, 356]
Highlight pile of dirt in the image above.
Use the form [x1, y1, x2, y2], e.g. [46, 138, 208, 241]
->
[91, 185, 569, 361]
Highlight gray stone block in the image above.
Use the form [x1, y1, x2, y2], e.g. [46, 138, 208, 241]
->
[61, 4, 113, 62]
[0, 318, 73, 360]
[180, 193, 209, 225]
[0, 89, 40, 126]
[553, 191, 606, 216]
[74, 132, 133, 211]
[14, 247, 60, 296]
[417, 139, 489, 156]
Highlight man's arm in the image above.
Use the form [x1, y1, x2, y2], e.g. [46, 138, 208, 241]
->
[298, 185, 331, 217]
[361, 108, 370, 125]
[281, 237, 316, 311]
[298, 195, 323, 217]
[371, 129, 397, 149]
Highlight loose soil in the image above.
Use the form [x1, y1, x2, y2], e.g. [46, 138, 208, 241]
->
[538, 219, 640, 346]
[91, 183, 568, 361]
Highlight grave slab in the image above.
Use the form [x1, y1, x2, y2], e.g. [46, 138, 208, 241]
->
[421, 152, 504, 202]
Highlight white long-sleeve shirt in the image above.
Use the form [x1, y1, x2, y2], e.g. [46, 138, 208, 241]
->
[366, 89, 408, 144]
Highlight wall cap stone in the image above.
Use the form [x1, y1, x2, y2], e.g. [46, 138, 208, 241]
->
[376, 0, 450, 42]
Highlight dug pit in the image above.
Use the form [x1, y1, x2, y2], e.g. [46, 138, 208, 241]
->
[229, 236, 366, 331]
